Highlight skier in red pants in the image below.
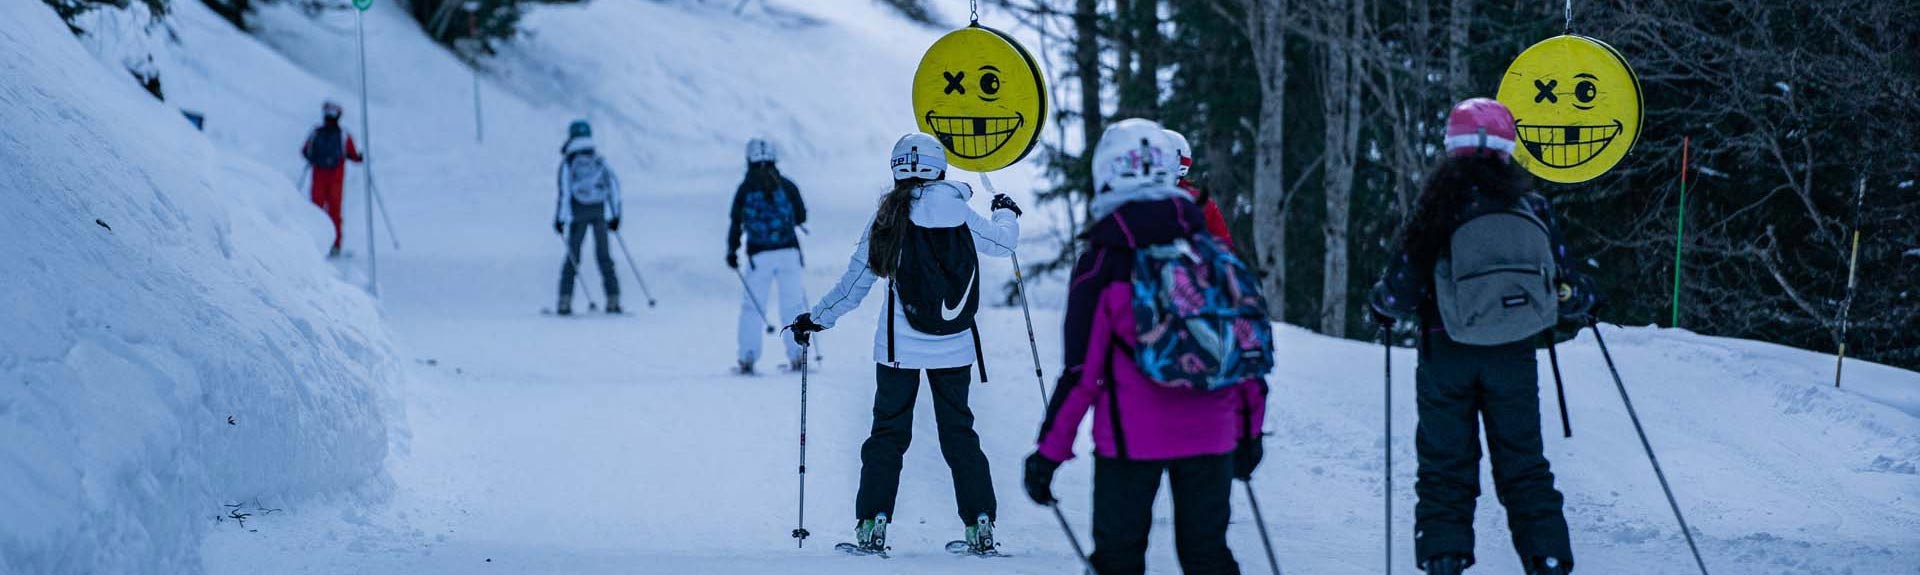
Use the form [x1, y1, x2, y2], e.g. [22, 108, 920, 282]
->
[302, 101, 364, 258]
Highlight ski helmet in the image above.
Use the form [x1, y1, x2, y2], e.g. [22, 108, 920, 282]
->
[891, 133, 948, 181]
[1443, 98, 1517, 160]
[322, 101, 343, 120]
[746, 138, 778, 164]
[1163, 129, 1193, 178]
[569, 119, 592, 139]
[1091, 118, 1177, 194]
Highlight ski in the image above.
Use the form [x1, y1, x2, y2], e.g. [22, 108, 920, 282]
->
[538, 306, 611, 316]
[944, 540, 1008, 557]
[833, 542, 889, 558]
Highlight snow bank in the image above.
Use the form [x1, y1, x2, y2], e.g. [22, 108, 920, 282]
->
[0, 3, 401, 572]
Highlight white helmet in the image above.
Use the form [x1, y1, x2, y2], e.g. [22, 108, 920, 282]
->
[746, 138, 778, 164]
[1092, 118, 1177, 193]
[891, 133, 948, 181]
[1163, 129, 1192, 178]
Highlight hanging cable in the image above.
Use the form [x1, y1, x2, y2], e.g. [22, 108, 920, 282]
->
[970, 0, 980, 24]
[1564, 0, 1574, 34]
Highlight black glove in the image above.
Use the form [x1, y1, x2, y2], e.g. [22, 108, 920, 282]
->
[1233, 438, 1263, 480]
[1366, 282, 1402, 329]
[787, 313, 825, 346]
[991, 193, 1023, 217]
[553, 221, 564, 235]
[726, 253, 740, 269]
[608, 217, 621, 232]
[1023, 452, 1060, 505]
[1557, 274, 1600, 323]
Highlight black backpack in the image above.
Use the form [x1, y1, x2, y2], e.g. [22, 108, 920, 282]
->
[306, 126, 345, 169]
[886, 223, 987, 377]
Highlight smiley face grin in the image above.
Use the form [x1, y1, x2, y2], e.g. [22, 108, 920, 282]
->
[926, 111, 1025, 160]
[1515, 119, 1623, 168]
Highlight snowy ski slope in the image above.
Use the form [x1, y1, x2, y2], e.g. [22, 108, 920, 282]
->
[3, 0, 1917, 573]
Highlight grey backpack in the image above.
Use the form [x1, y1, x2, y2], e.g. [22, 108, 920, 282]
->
[1433, 207, 1557, 345]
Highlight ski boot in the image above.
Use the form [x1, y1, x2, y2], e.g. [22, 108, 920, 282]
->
[1526, 556, 1569, 575]
[946, 513, 1001, 556]
[555, 293, 574, 316]
[733, 360, 756, 376]
[326, 246, 342, 259]
[605, 294, 623, 314]
[1422, 554, 1471, 575]
[835, 513, 889, 556]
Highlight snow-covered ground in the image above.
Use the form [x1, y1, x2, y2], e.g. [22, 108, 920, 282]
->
[5, 0, 1919, 573]
[0, 2, 400, 573]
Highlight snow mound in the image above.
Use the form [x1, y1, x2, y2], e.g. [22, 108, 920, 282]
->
[0, 3, 401, 573]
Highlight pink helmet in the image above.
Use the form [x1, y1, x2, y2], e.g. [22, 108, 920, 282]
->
[1444, 98, 1516, 160]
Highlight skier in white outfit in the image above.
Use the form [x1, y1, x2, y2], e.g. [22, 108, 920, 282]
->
[727, 138, 810, 374]
[787, 132, 1022, 555]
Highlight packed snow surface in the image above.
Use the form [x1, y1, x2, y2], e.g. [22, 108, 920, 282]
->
[5, 0, 1917, 573]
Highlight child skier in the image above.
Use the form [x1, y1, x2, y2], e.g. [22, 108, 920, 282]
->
[553, 120, 623, 315]
[1367, 98, 1596, 575]
[1162, 129, 1235, 249]
[301, 101, 364, 258]
[786, 133, 1021, 556]
[1024, 119, 1269, 575]
[726, 138, 810, 374]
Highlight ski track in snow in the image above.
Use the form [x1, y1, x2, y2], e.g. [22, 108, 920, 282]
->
[5, 0, 1916, 573]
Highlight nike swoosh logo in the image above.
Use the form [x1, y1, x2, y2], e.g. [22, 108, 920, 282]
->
[940, 269, 976, 322]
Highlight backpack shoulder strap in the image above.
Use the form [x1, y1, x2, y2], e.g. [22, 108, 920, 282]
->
[887, 281, 897, 365]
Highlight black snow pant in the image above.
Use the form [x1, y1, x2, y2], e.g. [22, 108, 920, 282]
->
[1090, 454, 1240, 575]
[559, 216, 619, 299]
[855, 364, 997, 526]
[1413, 334, 1573, 570]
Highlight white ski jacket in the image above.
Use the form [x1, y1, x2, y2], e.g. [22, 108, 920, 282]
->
[555, 137, 623, 225]
[809, 180, 1019, 370]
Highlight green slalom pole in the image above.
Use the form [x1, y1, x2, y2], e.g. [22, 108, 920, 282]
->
[1670, 136, 1690, 327]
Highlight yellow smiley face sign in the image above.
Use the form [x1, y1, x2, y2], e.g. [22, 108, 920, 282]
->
[913, 25, 1047, 173]
[1496, 35, 1643, 183]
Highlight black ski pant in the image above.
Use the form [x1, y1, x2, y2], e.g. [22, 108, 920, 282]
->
[1413, 334, 1573, 569]
[855, 364, 997, 526]
[1090, 454, 1240, 575]
[559, 216, 619, 299]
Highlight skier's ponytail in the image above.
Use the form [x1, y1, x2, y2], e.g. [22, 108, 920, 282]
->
[747, 161, 782, 193]
[867, 179, 919, 278]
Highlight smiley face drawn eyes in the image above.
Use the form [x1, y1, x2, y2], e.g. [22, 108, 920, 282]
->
[943, 71, 967, 95]
[1573, 73, 1599, 109]
[1533, 74, 1601, 109]
[978, 66, 1003, 101]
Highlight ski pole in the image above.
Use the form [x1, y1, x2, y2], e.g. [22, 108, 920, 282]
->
[1011, 250, 1049, 408]
[1547, 332, 1573, 438]
[369, 178, 401, 250]
[1048, 502, 1096, 575]
[1380, 326, 1394, 575]
[610, 231, 658, 307]
[1242, 480, 1285, 575]
[791, 341, 812, 548]
[558, 232, 600, 311]
[295, 165, 311, 196]
[1588, 318, 1710, 575]
[979, 174, 1050, 411]
[733, 267, 777, 334]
